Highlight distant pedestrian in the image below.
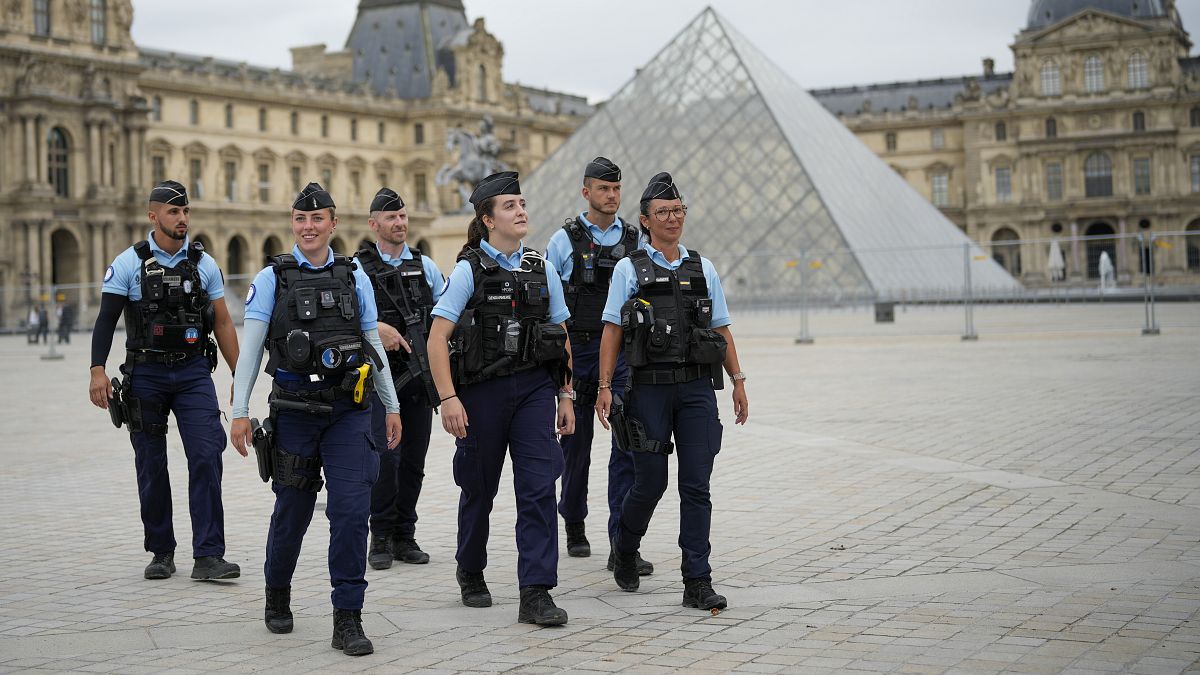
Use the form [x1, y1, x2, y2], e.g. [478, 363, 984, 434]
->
[57, 302, 75, 344]
[37, 305, 50, 344]
[27, 307, 39, 344]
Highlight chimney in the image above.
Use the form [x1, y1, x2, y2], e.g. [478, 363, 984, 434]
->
[983, 58, 995, 78]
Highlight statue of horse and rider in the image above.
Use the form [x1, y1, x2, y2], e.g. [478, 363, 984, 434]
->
[436, 116, 507, 210]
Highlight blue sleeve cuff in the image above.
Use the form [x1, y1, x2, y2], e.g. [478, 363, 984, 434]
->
[244, 309, 272, 323]
[711, 317, 731, 328]
[431, 307, 459, 324]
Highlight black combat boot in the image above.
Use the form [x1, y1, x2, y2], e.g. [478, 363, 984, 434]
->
[331, 608, 374, 656]
[607, 550, 655, 576]
[456, 565, 492, 608]
[391, 537, 430, 564]
[144, 552, 175, 580]
[517, 586, 568, 626]
[612, 550, 640, 591]
[264, 586, 293, 634]
[565, 521, 590, 557]
[682, 578, 727, 610]
[191, 556, 240, 580]
[368, 534, 393, 570]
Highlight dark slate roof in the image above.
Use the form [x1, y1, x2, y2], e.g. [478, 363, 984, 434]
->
[809, 74, 1013, 117]
[138, 48, 371, 95]
[345, 0, 470, 99]
[1025, 0, 1174, 30]
[1182, 56, 1200, 76]
[523, 86, 592, 117]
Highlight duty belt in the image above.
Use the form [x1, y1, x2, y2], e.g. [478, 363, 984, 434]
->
[568, 330, 595, 345]
[126, 350, 202, 365]
[272, 381, 343, 406]
[630, 364, 708, 386]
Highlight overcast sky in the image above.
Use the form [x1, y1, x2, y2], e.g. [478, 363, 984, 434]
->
[132, 0, 1200, 103]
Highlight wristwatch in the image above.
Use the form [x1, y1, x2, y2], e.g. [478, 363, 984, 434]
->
[731, 371, 747, 382]
[557, 389, 576, 401]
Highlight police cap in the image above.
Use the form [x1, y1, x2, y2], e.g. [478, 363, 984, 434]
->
[293, 182, 336, 212]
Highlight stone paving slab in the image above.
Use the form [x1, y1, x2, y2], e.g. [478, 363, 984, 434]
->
[1, 304, 1199, 673]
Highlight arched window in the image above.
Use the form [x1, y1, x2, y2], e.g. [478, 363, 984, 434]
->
[33, 0, 50, 36]
[477, 64, 487, 102]
[224, 103, 233, 129]
[227, 236, 247, 276]
[994, 122, 1007, 142]
[320, 115, 329, 138]
[1186, 220, 1200, 271]
[1127, 52, 1148, 89]
[330, 237, 347, 255]
[1045, 117, 1057, 138]
[1084, 56, 1105, 93]
[258, 107, 268, 132]
[47, 127, 69, 198]
[189, 99, 199, 125]
[262, 235, 282, 262]
[1190, 107, 1200, 128]
[991, 228, 1022, 276]
[151, 96, 162, 122]
[1132, 111, 1146, 132]
[350, 118, 358, 141]
[1084, 222, 1116, 279]
[885, 132, 897, 152]
[1040, 59, 1061, 96]
[89, 0, 106, 45]
[1084, 152, 1113, 197]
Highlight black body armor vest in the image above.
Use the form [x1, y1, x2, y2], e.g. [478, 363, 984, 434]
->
[561, 217, 639, 335]
[264, 255, 367, 379]
[355, 245, 435, 376]
[620, 248, 727, 373]
[123, 240, 213, 354]
[450, 247, 568, 385]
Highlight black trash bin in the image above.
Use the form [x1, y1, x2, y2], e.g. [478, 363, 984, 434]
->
[874, 302, 895, 323]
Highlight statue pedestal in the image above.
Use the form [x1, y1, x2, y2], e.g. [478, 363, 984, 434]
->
[423, 212, 472, 273]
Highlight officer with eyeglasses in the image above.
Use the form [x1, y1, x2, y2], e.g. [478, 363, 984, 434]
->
[594, 172, 749, 611]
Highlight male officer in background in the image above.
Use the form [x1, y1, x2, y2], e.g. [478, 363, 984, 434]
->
[88, 180, 242, 582]
[544, 157, 652, 576]
[355, 188, 446, 569]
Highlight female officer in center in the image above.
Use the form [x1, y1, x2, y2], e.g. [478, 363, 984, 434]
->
[229, 182, 403, 657]
[426, 171, 577, 626]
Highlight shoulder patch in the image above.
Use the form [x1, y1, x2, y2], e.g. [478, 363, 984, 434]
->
[103, 266, 114, 283]
[245, 284, 256, 305]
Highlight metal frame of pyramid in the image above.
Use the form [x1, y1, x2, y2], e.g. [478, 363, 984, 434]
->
[523, 8, 1021, 304]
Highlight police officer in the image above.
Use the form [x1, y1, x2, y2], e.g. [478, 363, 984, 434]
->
[88, 180, 242, 582]
[427, 171, 575, 626]
[594, 172, 750, 611]
[354, 187, 445, 570]
[544, 157, 653, 576]
[229, 183, 403, 657]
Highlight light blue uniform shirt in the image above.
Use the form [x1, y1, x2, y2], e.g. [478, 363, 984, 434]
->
[244, 245, 378, 330]
[601, 243, 732, 328]
[352, 242, 446, 307]
[431, 240, 570, 325]
[544, 213, 631, 282]
[102, 231, 224, 301]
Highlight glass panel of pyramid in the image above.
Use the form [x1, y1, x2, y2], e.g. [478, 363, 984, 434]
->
[522, 9, 1020, 304]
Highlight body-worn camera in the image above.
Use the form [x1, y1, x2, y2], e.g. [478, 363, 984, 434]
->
[501, 317, 522, 356]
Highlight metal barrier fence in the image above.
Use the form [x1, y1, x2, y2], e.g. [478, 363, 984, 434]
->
[2, 232, 1197, 344]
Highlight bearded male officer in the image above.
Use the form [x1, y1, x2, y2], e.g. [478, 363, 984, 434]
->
[88, 180, 241, 582]
[543, 157, 652, 576]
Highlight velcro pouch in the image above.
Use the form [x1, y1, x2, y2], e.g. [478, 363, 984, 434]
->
[688, 327, 727, 365]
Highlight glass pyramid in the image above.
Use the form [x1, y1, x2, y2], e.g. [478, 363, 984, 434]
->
[522, 8, 1020, 304]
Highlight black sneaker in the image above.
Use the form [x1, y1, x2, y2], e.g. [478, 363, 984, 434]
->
[368, 534, 393, 570]
[456, 565, 492, 607]
[191, 556, 241, 581]
[612, 550, 640, 591]
[517, 586, 568, 626]
[391, 537, 430, 565]
[264, 585, 293, 634]
[607, 550, 655, 576]
[565, 521, 590, 557]
[144, 553, 175, 580]
[331, 608, 373, 656]
[682, 578, 727, 610]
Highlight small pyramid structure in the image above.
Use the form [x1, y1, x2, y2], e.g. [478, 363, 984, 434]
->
[524, 8, 1020, 302]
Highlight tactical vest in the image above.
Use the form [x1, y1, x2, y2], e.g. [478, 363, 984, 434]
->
[561, 217, 639, 334]
[264, 254, 367, 380]
[355, 245, 435, 375]
[450, 247, 568, 385]
[123, 240, 213, 354]
[621, 248, 727, 372]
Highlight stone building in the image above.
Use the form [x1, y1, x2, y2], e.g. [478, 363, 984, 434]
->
[811, 0, 1200, 286]
[0, 0, 589, 326]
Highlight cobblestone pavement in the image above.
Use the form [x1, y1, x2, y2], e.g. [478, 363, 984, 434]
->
[1, 304, 1198, 673]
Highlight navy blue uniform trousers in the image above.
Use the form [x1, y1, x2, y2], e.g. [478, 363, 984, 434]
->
[128, 355, 226, 557]
[454, 367, 564, 588]
[613, 377, 722, 581]
[264, 393, 377, 610]
[557, 336, 634, 543]
[369, 379, 433, 540]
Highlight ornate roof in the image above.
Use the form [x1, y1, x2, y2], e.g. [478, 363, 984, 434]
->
[345, 0, 469, 99]
[1025, 0, 1177, 30]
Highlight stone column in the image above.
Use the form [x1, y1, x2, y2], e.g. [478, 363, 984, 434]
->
[100, 125, 112, 187]
[1069, 220, 1083, 280]
[87, 122, 100, 191]
[133, 128, 146, 190]
[1117, 217, 1131, 283]
[22, 117, 36, 184]
[34, 116, 45, 186]
[27, 221, 43, 301]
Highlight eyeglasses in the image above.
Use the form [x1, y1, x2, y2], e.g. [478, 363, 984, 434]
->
[650, 205, 688, 221]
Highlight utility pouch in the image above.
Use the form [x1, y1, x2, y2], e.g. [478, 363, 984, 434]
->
[620, 299, 651, 367]
[294, 287, 318, 320]
[500, 316, 522, 357]
[451, 309, 483, 379]
[314, 334, 365, 374]
[285, 329, 313, 371]
[530, 322, 568, 363]
[251, 416, 275, 483]
[688, 327, 728, 365]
